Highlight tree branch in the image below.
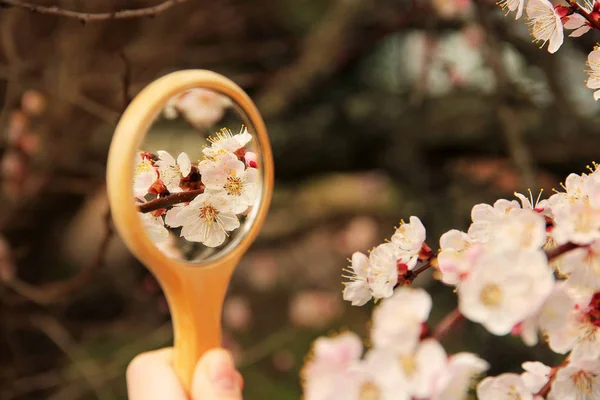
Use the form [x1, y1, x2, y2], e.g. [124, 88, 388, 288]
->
[546, 242, 579, 261]
[0, 0, 190, 22]
[5, 207, 113, 305]
[137, 189, 204, 214]
[567, 0, 600, 30]
[432, 308, 464, 341]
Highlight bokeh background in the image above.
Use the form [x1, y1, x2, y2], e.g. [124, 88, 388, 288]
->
[0, 0, 598, 398]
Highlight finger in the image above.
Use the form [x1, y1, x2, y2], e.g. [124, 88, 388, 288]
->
[191, 349, 244, 400]
[127, 347, 188, 400]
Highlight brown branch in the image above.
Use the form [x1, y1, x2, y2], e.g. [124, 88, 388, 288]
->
[405, 258, 435, 283]
[567, 0, 600, 30]
[5, 207, 113, 305]
[432, 308, 464, 341]
[536, 357, 569, 397]
[137, 189, 204, 214]
[546, 242, 579, 261]
[0, 0, 189, 22]
[402, 242, 579, 287]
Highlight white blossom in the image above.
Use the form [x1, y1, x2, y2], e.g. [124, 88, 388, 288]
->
[367, 243, 402, 300]
[343, 243, 412, 305]
[202, 126, 252, 161]
[199, 153, 259, 213]
[521, 361, 551, 394]
[488, 208, 547, 251]
[477, 373, 534, 400]
[498, 0, 525, 20]
[468, 199, 520, 243]
[391, 216, 426, 258]
[548, 359, 600, 400]
[170, 191, 240, 247]
[587, 46, 600, 101]
[437, 229, 473, 285]
[133, 153, 157, 198]
[515, 190, 552, 218]
[458, 248, 554, 335]
[525, 0, 564, 54]
[541, 288, 600, 361]
[139, 212, 169, 243]
[302, 332, 365, 400]
[559, 240, 600, 291]
[432, 353, 489, 400]
[342, 252, 373, 306]
[549, 171, 600, 245]
[155, 151, 191, 193]
[163, 88, 232, 128]
[563, 13, 592, 37]
[370, 287, 431, 354]
[361, 350, 410, 400]
[363, 339, 447, 400]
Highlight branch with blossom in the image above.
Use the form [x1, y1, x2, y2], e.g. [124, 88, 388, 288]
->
[301, 161, 600, 399]
[134, 126, 259, 249]
[499, 0, 600, 100]
[132, 88, 259, 250]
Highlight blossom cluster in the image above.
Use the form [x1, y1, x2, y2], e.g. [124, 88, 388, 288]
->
[303, 163, 600, 399]
[302, 287, 489, 400]
[501, 0, 600, 101]
[133, 126, 259, 248]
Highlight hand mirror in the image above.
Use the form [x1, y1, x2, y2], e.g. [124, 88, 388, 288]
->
[106, 70, 273, 390]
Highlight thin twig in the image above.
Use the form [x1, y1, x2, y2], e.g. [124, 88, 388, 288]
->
[32, 316, 113, 400]
[567, 0, 600, 30]
[138, 189, 204, 214]
[0, 0, 190, 22]
[546, 242, 578, 261]
[432, 308, 463, 341]
[5, 206, 113, 304]
[237, 326, 297, 369]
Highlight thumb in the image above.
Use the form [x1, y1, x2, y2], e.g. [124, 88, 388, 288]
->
[191, 349, 244, 400]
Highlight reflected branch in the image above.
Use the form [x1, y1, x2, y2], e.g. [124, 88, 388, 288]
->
[137, 188, 204, 214]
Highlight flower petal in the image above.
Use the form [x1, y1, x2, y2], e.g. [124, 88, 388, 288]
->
[177, 152, 192, 177]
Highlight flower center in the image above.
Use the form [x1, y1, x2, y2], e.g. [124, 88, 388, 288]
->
[161, 165, 180, 187]
[507, 385, 523, 399]
[480, 283, 503, 307]
[359, 381, 381, 400]
[134, 160, 152, 177]
[527, 7, 556, 43]
[399, 354, 416, 377]
[225, 175, 243, 196]
[572, 370, 594, 395]
[199, 205, 219, 224]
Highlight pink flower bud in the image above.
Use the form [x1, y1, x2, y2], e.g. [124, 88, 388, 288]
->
[245, 151, 258, 168]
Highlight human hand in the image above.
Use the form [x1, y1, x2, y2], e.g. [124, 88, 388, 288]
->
[127, 347, 244, 399]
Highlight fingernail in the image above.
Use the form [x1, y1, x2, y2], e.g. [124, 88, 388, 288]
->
[209, 352, 239, 392]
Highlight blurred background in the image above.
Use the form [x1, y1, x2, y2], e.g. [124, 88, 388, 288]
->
[0, 0, 598, 398]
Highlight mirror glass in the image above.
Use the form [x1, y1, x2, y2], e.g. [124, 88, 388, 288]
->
[133, 88, 263, 263]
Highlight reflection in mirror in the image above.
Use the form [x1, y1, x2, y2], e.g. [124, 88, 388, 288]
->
[132, 88, 261, 263]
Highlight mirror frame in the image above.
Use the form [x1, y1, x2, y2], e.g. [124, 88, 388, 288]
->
[107, 70, 274, 273]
